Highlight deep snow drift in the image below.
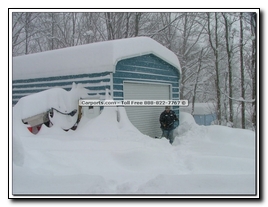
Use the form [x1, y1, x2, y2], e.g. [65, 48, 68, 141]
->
[12, 87, 256, 196]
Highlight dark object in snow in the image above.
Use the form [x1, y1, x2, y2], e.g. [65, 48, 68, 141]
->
[49, 108, 77, 117]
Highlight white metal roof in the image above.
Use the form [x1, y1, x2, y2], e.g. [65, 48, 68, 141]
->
[13, 37, 181, 80]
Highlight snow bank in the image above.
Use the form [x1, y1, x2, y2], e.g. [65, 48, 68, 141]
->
[173, 112, 197, 139]
[13, 105, 176, 195]
[173, 113, 255, 178]
[12, 87, 256, 196]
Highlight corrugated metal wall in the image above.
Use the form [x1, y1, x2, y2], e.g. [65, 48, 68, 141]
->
[12, 72, 111, 105]
[113, 54, 180, 137]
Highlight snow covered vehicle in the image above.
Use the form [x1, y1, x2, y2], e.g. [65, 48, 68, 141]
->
[15, 83, 89, 134]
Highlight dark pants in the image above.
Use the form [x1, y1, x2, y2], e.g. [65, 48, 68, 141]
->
[161, 128, 174, 144]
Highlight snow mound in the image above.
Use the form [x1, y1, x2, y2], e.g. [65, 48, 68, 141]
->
[12, 87, 256, 195]
[173, 112, 197, 138]
[74, 92, 149, 142]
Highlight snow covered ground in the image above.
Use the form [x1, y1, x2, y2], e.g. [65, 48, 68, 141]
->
[11, 87, 256, 197]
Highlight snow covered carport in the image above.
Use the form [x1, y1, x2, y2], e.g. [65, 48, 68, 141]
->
[13, 37, 181, 137]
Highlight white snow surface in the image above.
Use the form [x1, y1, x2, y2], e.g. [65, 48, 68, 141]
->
[12, 87, 256, 196]
[13, 37, 181, 80]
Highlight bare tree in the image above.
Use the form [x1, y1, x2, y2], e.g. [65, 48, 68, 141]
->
[240, 13, 246, 129]
[12, 12, 39, 55]
[134, 12, 142, 37]
[12, 13, 25, 54]
[72, 13, 76, 46]
[207, 12, 222, 125]
[176, 13, 206, 100]
[124, 13, 132, 38]
[191, 47, 205, 115]
[250, 12, 257, 129]
[222, 13, 238, 126]
[104, 12, 129, 40]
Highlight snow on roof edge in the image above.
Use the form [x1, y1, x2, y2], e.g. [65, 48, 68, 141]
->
[13, 37, 181, 80]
